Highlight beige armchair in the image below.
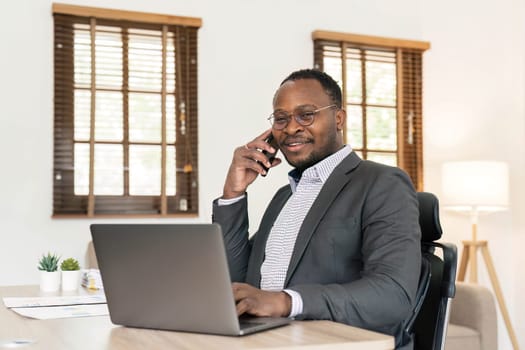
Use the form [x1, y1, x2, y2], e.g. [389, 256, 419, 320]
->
[445, 282, 497, 350]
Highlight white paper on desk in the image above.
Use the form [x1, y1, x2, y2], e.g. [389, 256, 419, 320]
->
[10, 303, 109, 319]
[3, 294, 106, 308]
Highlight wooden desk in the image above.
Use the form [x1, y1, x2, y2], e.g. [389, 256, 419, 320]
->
[0, 286, 394, 349]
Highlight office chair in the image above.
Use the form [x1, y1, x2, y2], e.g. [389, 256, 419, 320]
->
[411, 191, 458, 350]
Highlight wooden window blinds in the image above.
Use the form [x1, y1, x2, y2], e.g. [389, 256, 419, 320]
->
[52, 4, 201, 217]
[313, 31, 429, 190]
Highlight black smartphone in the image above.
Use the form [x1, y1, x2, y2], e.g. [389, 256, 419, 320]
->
[260, 134, 278, 176]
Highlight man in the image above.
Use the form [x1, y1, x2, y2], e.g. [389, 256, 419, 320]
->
[212, 69, 421, 349]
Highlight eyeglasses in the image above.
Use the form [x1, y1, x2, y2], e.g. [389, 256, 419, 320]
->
[267, 104, 337, 130]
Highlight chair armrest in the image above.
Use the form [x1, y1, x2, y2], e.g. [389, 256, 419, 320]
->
[449, 282, 497, 350]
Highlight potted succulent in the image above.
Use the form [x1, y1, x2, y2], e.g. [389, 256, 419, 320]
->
[38, 252, 61, 292]
[60, 257, 81, 291]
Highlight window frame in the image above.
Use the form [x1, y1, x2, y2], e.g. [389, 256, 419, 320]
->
[312, 30, 430, 191]
[52, 3, 201, 218]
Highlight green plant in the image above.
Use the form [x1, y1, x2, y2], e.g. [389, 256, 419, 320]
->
[60, 257, 80, 271]
[38, 253, 60, 272]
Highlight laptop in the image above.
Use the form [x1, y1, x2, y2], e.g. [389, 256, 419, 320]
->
[90, 223, 290, 336]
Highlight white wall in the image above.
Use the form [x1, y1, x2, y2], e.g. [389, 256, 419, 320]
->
[0, 0, 523, 348]
[421, 0, 525, 348]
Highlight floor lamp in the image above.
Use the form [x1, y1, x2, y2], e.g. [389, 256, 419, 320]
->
[442, 161, 520, 350]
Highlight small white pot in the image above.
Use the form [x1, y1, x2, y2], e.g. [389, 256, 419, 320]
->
[61, 270, 81, 291]
[39, 271, 61, 292]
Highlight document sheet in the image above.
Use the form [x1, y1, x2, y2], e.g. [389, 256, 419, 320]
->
[3, 293, 109, 319]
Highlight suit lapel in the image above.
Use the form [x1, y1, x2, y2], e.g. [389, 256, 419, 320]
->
[284, 152, 361, 286]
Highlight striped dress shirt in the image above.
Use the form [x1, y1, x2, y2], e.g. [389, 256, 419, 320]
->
[260, 145, 352, 315]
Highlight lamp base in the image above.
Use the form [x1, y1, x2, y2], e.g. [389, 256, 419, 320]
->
[458, 240, 520, 350]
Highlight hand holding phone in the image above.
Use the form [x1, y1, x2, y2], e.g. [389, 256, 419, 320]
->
[260, 134, 278, 177]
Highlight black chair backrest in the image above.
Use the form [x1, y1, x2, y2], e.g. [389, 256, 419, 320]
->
[413, 192, 458, 350]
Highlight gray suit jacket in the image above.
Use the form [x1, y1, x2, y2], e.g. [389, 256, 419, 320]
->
[212, 152, 421, 347]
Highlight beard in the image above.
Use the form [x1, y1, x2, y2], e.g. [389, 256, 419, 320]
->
[282, 136, 342, 171]
[278, 116, 343, 171]
[284, 151, 319, 171]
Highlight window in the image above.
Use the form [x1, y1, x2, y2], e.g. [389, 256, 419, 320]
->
[313, 31, 429, 190]
[53, 4, 201, 217]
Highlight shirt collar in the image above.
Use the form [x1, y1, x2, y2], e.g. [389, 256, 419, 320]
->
[288, 145, 352, 193]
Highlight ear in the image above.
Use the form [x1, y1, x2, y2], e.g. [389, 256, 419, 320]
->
[335, 108, 346, 131]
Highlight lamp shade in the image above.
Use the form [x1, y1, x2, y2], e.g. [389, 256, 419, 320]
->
[441, 161, 509, 213]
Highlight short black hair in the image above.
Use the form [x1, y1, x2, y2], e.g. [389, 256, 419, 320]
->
[279, 69, 342, 108]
